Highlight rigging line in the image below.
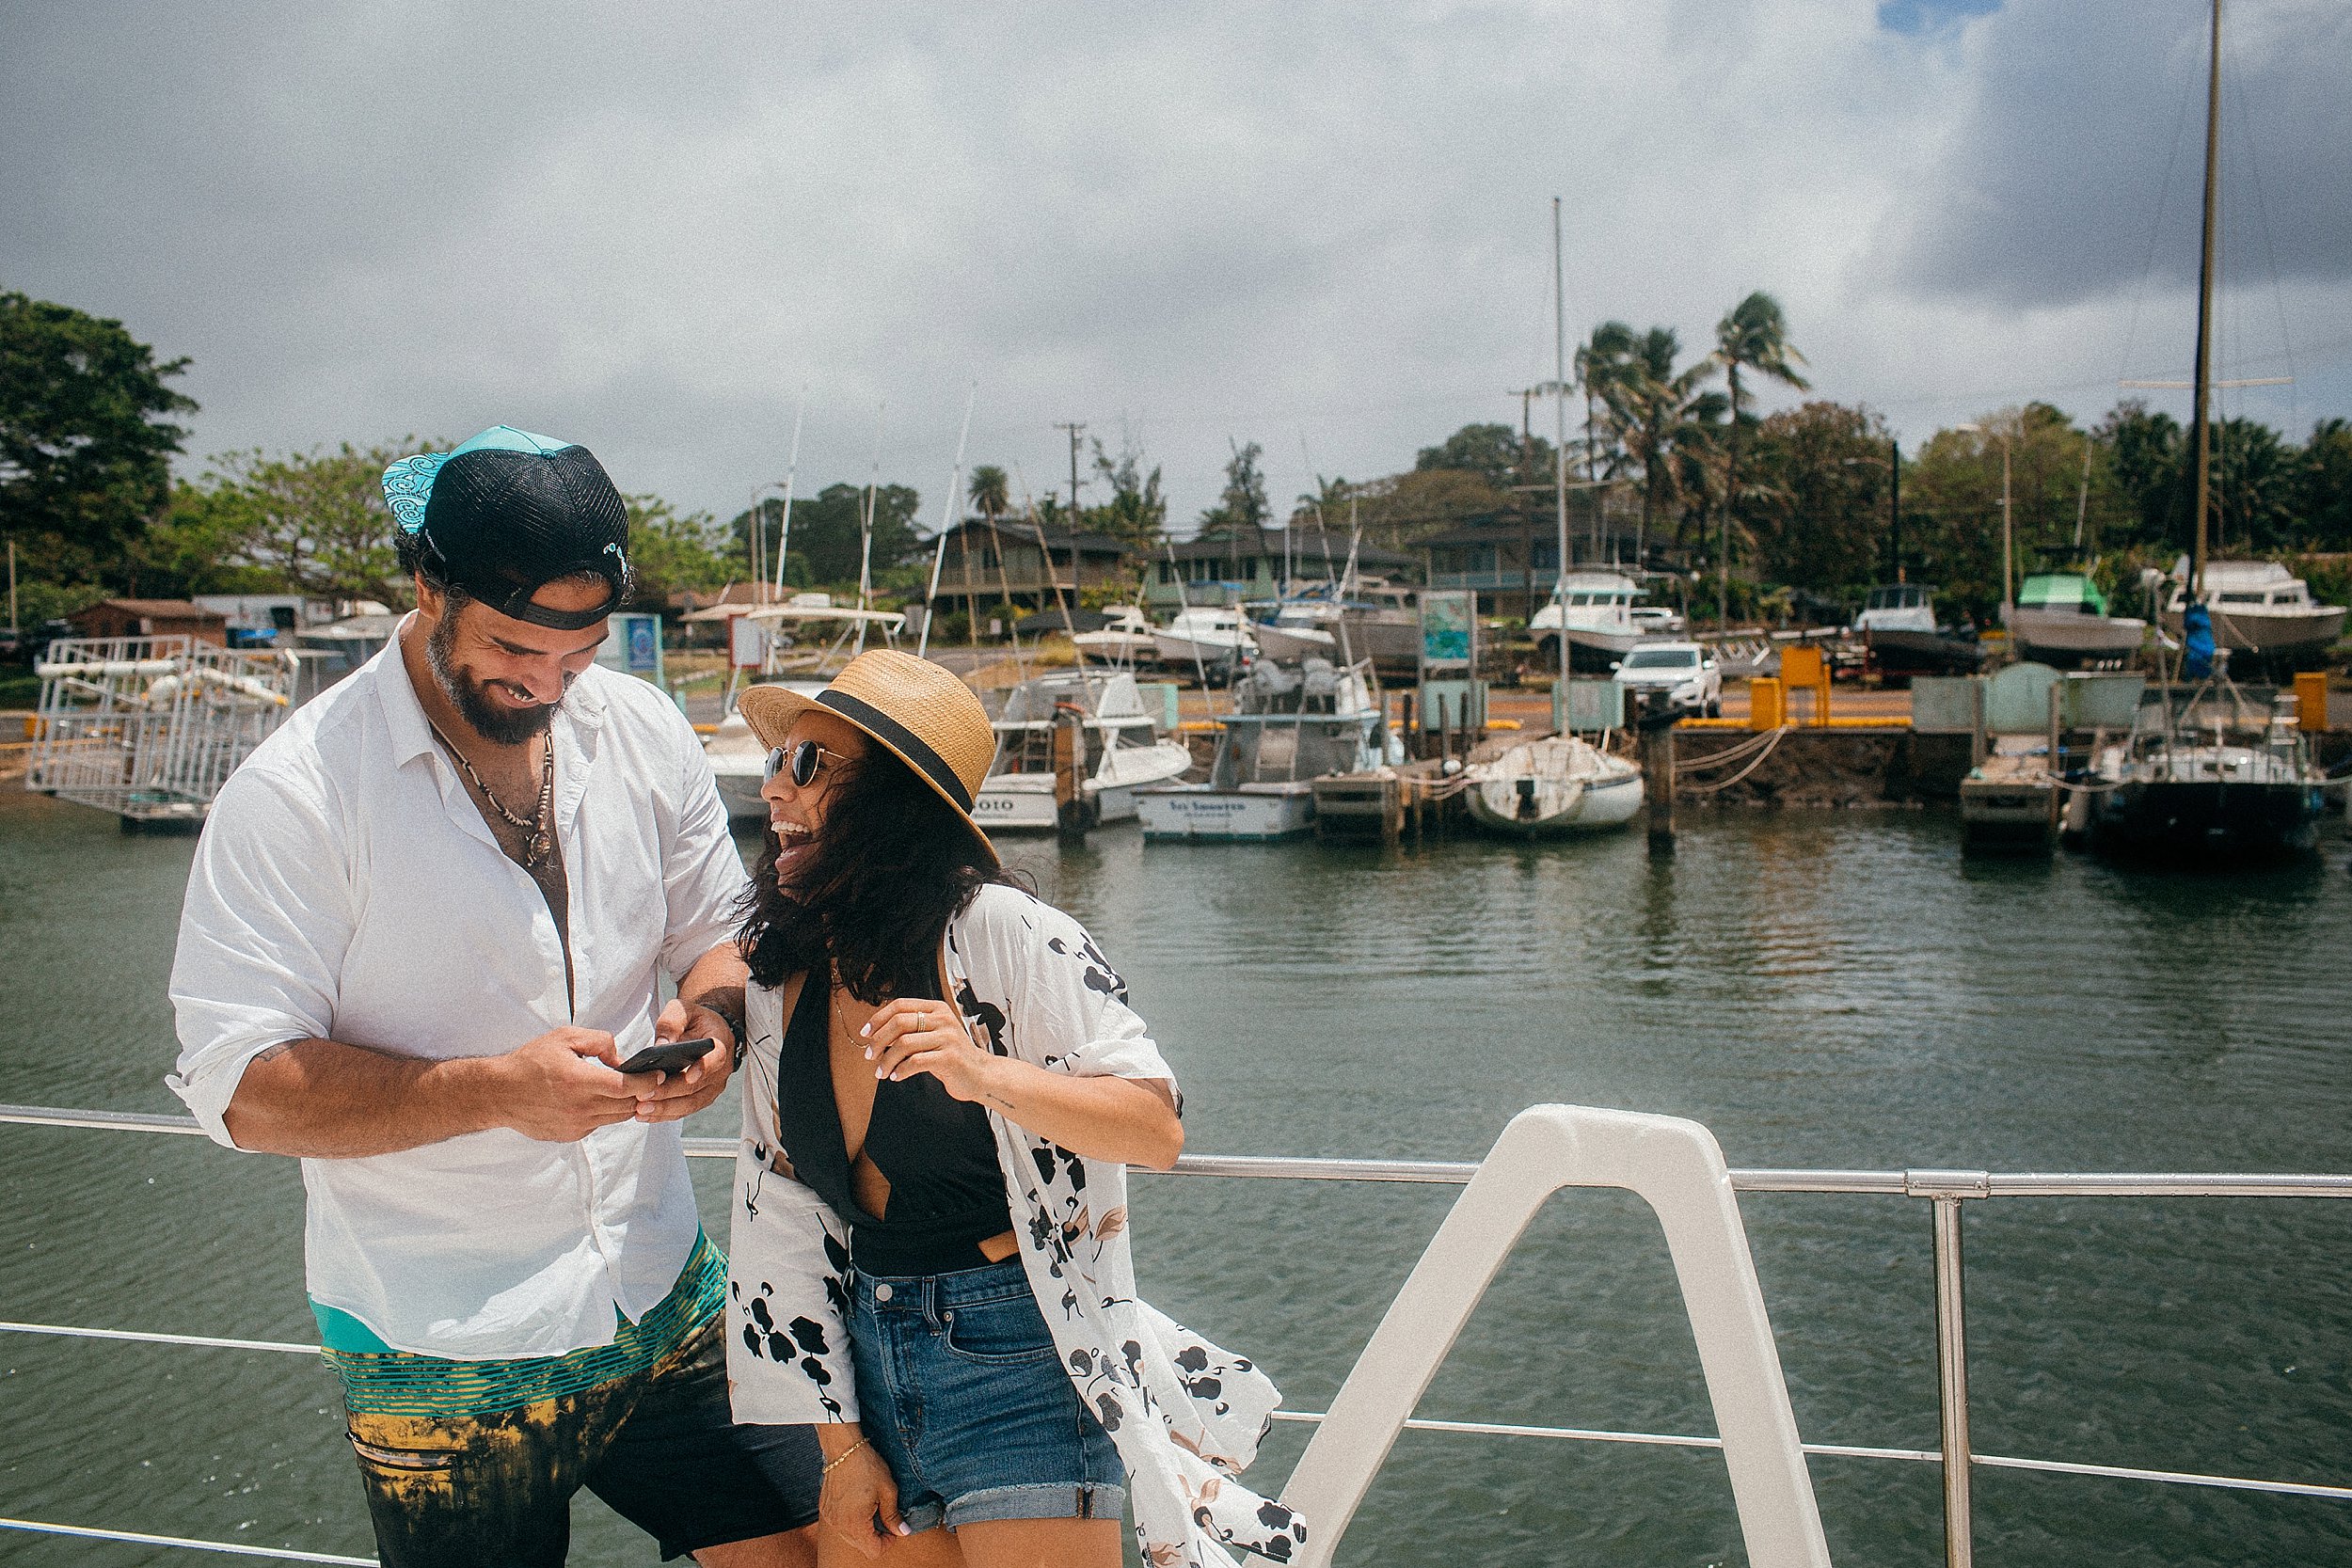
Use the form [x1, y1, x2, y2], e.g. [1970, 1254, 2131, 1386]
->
[2115, 16, 2202, 389]
[2223, 36, 2299, 437]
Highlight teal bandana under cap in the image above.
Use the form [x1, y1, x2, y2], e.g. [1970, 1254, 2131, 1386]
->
[381, 426, 580, 531]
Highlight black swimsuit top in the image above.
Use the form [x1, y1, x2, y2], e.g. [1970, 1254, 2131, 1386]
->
[771, 975, 1012, 1276]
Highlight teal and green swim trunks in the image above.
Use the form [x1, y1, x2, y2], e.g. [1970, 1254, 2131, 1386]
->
[318, 1235, 819, 1566]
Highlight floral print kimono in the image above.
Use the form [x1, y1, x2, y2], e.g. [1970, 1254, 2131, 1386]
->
[725, 884, 1308, 1566]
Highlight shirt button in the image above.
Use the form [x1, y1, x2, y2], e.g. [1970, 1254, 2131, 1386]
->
[875, 1283, 893, 1303]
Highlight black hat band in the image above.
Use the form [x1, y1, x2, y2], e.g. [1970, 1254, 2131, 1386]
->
[818, 689, 975, 811]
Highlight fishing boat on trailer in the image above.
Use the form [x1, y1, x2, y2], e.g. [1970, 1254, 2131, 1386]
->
[2003, 571, 2147, 669]
[974, 670, 1192, 832]
[1251, 599, 1341, 663]
[1853, 583, 1983, 679]
[1068, 604, 1158, 665]
[1138, 657, 1391, 840]
[1529, 570, 1645, 672]
[1462, 734, 1645, 837]
[1151, 605, 1256, 675]
[2158, 559, 2346, 668]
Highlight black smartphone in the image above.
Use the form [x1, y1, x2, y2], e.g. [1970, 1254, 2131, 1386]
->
[616, 1037, 716, 1077]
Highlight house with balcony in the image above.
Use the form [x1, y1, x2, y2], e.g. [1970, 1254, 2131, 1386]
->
[1421, 489, 1651, 617]
[1143, 525, 1417, 615]
[926, 518, 1136, 620]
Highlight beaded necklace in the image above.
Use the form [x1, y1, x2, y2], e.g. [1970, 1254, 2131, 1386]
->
[429, 720, 555, 870]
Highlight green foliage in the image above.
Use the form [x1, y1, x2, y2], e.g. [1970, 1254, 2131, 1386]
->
[1415, 422, 1555, 490]
[1086, 436, 1167, 548]
[2299, 420, 2352, 550]
[0, 292, 197, 585]
[175, 442, 416, 604]
[732, 482, 923, 588]
[1196, 441, 1269, 538]
[8, 577, 108, 629]
[1744, 403, 1894, 598]
[967, 466, 1010, 522]
[624, 494, 736, 606]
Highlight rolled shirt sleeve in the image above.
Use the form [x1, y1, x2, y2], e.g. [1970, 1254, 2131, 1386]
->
[167, 768, 354, 1148]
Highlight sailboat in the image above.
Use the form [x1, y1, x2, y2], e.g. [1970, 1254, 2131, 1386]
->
[2089, 0, 2326, 865]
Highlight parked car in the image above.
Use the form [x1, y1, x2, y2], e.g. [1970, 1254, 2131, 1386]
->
[1629, 606, 1687, 637]
[1610, 640, 1722, 717]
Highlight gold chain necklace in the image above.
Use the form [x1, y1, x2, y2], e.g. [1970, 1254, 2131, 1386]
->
[429, 720, 555, 870]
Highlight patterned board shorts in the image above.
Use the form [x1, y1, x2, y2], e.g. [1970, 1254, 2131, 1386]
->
[326, 1237, 819, 1566]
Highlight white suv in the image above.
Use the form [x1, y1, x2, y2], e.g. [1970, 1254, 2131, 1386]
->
[1611, 641, 1722, 717]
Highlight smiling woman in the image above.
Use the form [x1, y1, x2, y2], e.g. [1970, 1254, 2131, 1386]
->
[721, 651, 1302, 1568]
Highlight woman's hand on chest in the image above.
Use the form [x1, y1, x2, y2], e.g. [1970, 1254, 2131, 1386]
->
[857, 996, 1005, 1108]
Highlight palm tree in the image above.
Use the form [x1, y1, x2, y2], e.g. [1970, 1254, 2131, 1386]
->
[964, 465, 1010, 645]
[1598, 326, 1720, 567]
[1713, 293, 1810, 626]
[1576, 322, 1639, 483]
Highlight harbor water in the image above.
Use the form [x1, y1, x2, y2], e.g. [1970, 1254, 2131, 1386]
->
[3, 784, 2349, 1565]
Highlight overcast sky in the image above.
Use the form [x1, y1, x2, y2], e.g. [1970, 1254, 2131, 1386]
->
[6, 0, 2347, 538]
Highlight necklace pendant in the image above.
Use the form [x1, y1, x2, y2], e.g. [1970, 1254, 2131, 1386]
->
[528, 830, 552, 868]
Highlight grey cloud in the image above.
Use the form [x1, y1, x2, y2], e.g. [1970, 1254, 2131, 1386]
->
[1877, 0, 2352, 309]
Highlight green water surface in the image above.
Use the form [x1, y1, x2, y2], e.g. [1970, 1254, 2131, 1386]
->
[2, 786, 2348, 1566]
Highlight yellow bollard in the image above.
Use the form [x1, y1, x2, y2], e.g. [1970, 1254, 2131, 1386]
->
[1778, 645, 1831, 726]
[2296, 671, 2328, 734]
[1748, 677, 1784, 732]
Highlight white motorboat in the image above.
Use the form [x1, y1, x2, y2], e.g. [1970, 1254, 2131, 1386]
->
[1069, 605, 1158, 665]
[2001, 572, 2146, 668]
[975, 671, 1194, 832]
[1252, 601, 1341, 663]
[1463, 734, 1645, 837]
[2158, 559, 2345, 662]
[1152, 606, 1257, 674]
[1138, 657, 1391, 841]
[1528, 571, 1644, 672]
[1853, 582, 1983, 679]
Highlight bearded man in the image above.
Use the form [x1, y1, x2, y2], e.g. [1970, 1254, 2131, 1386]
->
[168, 426, 819, 1567]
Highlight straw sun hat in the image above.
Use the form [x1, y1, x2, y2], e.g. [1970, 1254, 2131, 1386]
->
[737, 649, 998, 862]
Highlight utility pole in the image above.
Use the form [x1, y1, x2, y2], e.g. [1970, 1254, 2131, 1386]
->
[1890, 438, 1903, 584]
[1053, 421, 1087, 520]
[1052, 420, 1087, 611]
[7, 538, 16, 633]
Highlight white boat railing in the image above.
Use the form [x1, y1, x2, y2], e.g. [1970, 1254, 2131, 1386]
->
[5, 1101, 2351, 1568]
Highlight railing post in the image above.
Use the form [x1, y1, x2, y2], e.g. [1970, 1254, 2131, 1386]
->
[1933, 1193, 1974, 1568]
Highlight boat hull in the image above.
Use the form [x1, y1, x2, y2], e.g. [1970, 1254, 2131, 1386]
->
[1254, 623, 1339, 663]
[1152, 632, 1249, 672]
[1070, 630, 1158, 663]
[2158, 604, 2345, 658]
[1137, 784, 1315, 840]
[2007, 608, 2147, 668]
[2088, 780, 2322, 863]
[1866, 626, 1984, 679]
[1465, 769, 1644, 836]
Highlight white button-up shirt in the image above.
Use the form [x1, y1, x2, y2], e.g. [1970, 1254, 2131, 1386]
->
[168, 626, 749, 1360]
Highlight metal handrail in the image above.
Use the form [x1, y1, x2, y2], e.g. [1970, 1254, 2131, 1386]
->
[7, 1101, 2352, 1568]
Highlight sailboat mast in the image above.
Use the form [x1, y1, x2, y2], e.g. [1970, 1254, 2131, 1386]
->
[1552, 196, 1569, 686]
[2189, 0, 2221, 600]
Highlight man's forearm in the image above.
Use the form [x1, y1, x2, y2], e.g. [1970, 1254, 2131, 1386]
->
[222, 1037, 505, 1158]
[678, 943, 750, 1054]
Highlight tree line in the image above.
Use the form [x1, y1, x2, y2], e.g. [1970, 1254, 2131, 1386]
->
[7, 286, 2346, 631]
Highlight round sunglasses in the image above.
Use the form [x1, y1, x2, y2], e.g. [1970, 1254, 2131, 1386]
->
[762, 738, 849, 786]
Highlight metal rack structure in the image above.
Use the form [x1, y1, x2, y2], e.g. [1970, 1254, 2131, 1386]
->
[27, 636, 296, 824]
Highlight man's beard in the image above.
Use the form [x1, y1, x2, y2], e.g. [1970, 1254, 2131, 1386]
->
[426, 608, 563, 746]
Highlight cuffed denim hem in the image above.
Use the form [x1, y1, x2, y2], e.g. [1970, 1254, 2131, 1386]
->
[944, 1481, 1126, 1530]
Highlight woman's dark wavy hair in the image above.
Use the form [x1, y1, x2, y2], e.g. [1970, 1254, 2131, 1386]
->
[736, 741, 1022, 1003]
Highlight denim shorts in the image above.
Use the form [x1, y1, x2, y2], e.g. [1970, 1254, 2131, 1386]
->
[849, 1257, 1125, 1533]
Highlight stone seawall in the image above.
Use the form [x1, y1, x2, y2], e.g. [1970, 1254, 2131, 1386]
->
[1673, 728, 1973, 808]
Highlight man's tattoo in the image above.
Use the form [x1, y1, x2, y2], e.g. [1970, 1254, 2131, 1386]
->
[252, 1041, 294, 1066]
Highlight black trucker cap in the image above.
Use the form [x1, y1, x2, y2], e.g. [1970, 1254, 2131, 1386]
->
[381, 425, 631, 631]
